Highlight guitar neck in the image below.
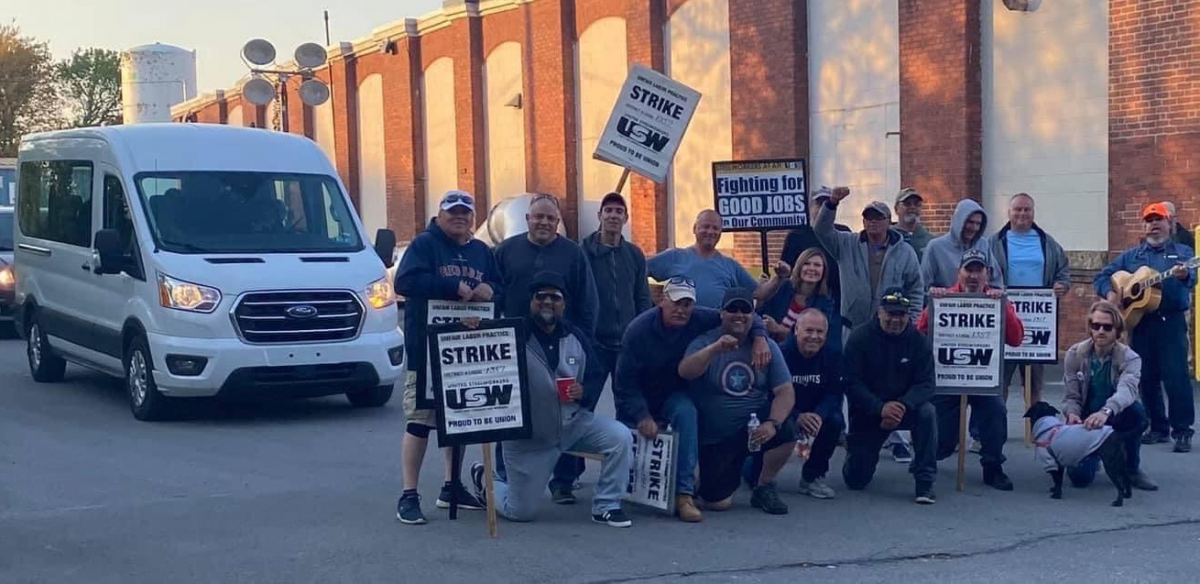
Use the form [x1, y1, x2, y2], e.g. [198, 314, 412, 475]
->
[1144, 257, 1200, 287]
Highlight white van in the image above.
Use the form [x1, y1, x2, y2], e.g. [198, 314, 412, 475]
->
[13, 124, 405, 420]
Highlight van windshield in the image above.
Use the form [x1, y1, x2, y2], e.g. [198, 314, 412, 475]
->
[134, 172, 363, 254]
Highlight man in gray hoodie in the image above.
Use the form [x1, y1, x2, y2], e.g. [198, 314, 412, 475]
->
[921, 199, 1004, 291]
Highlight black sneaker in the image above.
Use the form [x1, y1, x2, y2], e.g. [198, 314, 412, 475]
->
[1142, 430, 1170, 445]
[983, 466, 1014, 491]
[750, 482, 789, 515]
[550, 482, 577, 505]
[437, 481, 485, 510]
[1173, 431, 1192, 453]
[592, 509, 632, 528]
[915, 483, 936, 505]
[469, 461, 487, 503]
[396, 493, 427, 525]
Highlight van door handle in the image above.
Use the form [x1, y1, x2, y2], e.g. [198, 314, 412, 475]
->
[81, 263, 92, 272]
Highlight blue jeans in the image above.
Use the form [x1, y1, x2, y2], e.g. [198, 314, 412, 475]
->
[657, 392, 699, 496]
[1131, 313, 1194, 435]
[493, 410, 632, 520]
[1068, 401, 1149, 487]
[934, 394, 1008, 469]
[549, 345, 619, 490]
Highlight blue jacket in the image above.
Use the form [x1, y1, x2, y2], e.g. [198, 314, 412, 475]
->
[757, 281, 842, 350]
[1094, 240, 1196, 315]
[395, 222, 502, 370]
[613, 306, 766, 424]
[779, 340, 843, 421]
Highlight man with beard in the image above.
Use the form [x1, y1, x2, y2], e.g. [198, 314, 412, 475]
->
[893, 188, 934, 261]
[1095, 203, 1196, 453]
[470, 272, 633, 527]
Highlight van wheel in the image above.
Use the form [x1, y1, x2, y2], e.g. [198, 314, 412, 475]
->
[346, 385, 394, 408]
[125, 336, 172, 421]
[27, 314, 67, 382]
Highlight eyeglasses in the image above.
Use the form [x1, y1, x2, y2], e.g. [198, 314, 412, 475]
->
[1089, 322, 1114, 332]
[882, 293, 911, 308]
[534, 291, 564, 302]
[667, 276, 696, 287]
[442, 192, 474, 205]
[722, 302, 754, 314]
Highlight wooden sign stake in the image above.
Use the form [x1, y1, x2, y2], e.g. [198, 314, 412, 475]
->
[957, 394, 968, 492]
[482, 442, 498, 538]
[615, 168, 631, 193]
[1023, 365, 1034, 446]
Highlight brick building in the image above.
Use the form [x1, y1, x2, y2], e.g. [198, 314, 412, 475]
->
[172, 0, 1200, 353]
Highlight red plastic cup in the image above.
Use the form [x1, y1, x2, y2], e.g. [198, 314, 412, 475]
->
[556, 378, 575, 403]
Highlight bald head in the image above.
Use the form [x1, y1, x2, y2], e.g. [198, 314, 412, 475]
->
[794, 308, 829, 357]
[693, 209, 723, 253]
[1009, 192, 1035, 232]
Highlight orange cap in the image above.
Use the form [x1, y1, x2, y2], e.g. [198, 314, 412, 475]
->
[1142, 202, 1170, 220]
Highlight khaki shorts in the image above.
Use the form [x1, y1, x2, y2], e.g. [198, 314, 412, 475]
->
[402, 370, 437, 428]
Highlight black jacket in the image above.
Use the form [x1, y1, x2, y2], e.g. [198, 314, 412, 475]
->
[843, 319, 935, 418]
[780, 224, 848, 325]
[582, 231, 653, 349]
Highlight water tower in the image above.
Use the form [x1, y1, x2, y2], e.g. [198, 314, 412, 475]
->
[121, 43, 198, 124]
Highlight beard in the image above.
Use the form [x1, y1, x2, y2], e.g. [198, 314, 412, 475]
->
[536, 310, 559, 326]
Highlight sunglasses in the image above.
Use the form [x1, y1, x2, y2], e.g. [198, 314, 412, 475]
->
[882, 293, 911, 308]
[534, 291, 564, 302]
[722, 302, 754, 314]
[667, 276, 696, 287]
[531, 193, 561, 208]
[1089, 322, 1115, 332]
[443, 193, 474, 205]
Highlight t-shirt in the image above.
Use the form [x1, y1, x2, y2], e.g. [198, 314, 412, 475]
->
[1085, 354, 1115, 416]
[1005, 230, 1045, 287]
[647, 247, 759, 309]
[685, 329, 790, 444]
[532, 325, 561, 371]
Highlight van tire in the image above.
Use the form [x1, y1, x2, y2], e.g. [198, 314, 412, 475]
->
[125, 336, 172, 421]
[346, 384, 393, 408]
[27, 313, 67, 383]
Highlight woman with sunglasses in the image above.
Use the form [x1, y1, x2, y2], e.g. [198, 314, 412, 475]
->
[1060, 300, 1157, 491]
[757, 248, 840, 349]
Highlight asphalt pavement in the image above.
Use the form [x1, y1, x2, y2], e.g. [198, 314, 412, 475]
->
[2, 331, 1199, 583]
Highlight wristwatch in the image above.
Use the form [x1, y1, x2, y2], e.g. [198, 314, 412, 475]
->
[1101, 407, 1114, 417]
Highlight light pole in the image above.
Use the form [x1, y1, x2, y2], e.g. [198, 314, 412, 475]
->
[239, 39, 331, 131]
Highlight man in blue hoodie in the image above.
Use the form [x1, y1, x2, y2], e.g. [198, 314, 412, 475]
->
[394, 190, 502, 526]
[921, 199, 1004, 291]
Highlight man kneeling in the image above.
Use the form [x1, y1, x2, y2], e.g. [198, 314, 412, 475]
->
[471, 272, 633, 527]
[680, 288, 796, 514]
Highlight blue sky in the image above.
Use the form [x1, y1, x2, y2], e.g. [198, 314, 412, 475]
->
[13, 0, 444, 92]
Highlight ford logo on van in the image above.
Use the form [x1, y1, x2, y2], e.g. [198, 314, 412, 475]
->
[285, 305, 319, 320]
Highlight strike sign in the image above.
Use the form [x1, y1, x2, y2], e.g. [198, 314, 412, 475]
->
[1004, 289, 1059, 364]
[625, 430, 678, 514]
[930, 295, 1005, 396]
[593, 64, 701, 184]
[419, 300, 495, 407]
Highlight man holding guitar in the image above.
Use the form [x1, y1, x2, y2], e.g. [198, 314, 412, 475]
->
[1094, 203, 1197, 453]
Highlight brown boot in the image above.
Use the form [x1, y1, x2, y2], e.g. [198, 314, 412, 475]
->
[675, 494, 703, 522]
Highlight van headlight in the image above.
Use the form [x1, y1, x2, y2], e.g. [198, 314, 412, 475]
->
[158, 273, 222, 313]
[0, 266, 13, 288]
[365, 276, 396, 310]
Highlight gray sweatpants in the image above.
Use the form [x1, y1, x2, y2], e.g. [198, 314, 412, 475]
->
[494, 410, 633, 520]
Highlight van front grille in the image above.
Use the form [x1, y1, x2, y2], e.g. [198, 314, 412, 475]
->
[233, 291, 364, 344]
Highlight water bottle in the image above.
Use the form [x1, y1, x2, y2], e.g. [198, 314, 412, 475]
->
[747, 414, 762, 452]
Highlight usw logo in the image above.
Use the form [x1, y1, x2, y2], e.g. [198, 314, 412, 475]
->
[445, 384, 514, 410]
[1022, 330, 1052, 346]
[617, 116, 670, 152]
[937, 348, 994, 366]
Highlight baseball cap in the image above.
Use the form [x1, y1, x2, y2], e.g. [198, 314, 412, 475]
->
[662, 276, 697, 302]
[528, 271, 567, 297]
[811, 186, 833, 203]
[720, 287, 755, 312]
[600, 191, 627, 209]
[1142, 202, 1171, 220]
[439, 190, 475, 212]
[880, 286, 911, 314]
[862, 201, 892, 221]
[960, 249, 988, 269]
[895, 188, 922, 205]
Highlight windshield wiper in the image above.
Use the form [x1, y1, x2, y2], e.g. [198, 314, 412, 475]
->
[160, 239, 211, 253]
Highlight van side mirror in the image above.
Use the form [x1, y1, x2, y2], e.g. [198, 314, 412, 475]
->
[93, 229, 123, 275]
[375, 229, 397, 268]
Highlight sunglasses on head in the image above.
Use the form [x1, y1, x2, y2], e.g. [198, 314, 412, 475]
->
[722, 302, 754, 314]
[1089, 322, 1114, 332]
[443, 193, 474, 205]
[882, 293, 911, 307]
[534, 291, 564, 302]
[531, 193, 561, 208]
[667, 276, 696, 287]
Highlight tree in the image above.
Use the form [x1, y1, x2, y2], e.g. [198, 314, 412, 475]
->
[0, 23, 61, 156]
[57, 48, 121, 128]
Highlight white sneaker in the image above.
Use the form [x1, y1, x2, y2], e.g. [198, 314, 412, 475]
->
[798, 477, 836, 499]
[969, 439, 983, 454]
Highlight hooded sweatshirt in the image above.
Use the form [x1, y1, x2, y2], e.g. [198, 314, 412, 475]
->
[1032, 415, 1114, 472]
[843, 318, 935, 419]
[921, 199, 1004, 290]
[395, 221, 502, 371]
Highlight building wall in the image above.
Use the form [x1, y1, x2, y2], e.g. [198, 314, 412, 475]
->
[313, 99, 337, 166]
[484, 41, 528, 205]
[576, 17, 630, 238]
[982, 0, 1109, 252]
[666, 0, 732, 249]
[807, 0, 900, 233]
[227, 104, 244, 127]
[356, 73, 388, 238]
[422, 56, 460, 221]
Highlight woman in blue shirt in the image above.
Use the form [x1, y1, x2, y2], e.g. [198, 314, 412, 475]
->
[759, 248, 841, 349]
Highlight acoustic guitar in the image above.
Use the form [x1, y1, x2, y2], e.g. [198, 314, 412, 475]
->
[1110, 256, 1200, 330]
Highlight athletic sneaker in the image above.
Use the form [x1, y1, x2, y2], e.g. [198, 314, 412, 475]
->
[470, 461, 487, 503]
[750, 482, 789, 515]
[969, 438, 983, 454]
[550, 482, 577, 505]
[592, 509, 632, 528]
[798, 477, 836, 499]
[915, 483, 937, 505]
[396, 493, 427, 525]
[1173, 430, 1193, 453]
[437, 481, 485, 510]
[892, 442, 913, 464]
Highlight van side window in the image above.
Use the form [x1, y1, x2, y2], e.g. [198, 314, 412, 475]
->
[18, 160, 94, 248]
[103, 175, 143, 273]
